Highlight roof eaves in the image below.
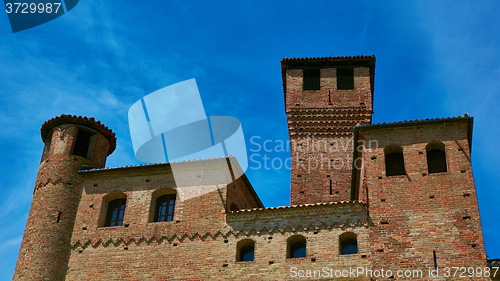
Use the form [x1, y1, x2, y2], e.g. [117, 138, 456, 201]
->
[78, 156, 232, 174]
[229, 200, 365, 214]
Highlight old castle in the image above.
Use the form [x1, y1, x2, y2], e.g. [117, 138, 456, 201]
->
[14, 55, 495, 280]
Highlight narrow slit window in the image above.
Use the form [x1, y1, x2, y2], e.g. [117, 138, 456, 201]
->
[337, 68, 354, 90]
[72, 129, 93, 158]
[56, 212, 61, 223]
[433, 251, 437, 270]
[329, 180, 333, 195]
[303, 69, 320, 91]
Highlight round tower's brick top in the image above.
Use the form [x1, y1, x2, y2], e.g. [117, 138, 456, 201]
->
[41, 114, 116, 155]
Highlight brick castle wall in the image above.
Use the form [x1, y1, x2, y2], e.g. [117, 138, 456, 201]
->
[13, 56, 492, 280]
[357, 121, 488, 274]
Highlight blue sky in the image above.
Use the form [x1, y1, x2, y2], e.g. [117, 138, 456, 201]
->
[1, 0, 499, 278]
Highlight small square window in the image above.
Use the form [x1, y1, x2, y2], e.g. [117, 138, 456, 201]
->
[303, 69, 320, 90]
[337, 68, 354, 90]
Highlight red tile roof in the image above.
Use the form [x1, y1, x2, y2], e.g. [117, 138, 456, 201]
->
[358, 114, 471, 128]
[281, 55, 375, 62]
[229, 200, 365, 214]
[41, 114, 116, 155]
[78, 156, 232, 173]
[280, 55, 376, 108]
[488, 259, 500, 265]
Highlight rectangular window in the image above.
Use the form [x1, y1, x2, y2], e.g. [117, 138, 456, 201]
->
[72, 129, 93, 158]
[303, 69, 320, 90]
[337, 68, 354, 90]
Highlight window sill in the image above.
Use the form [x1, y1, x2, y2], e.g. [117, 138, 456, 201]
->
[385, 174, 406, 178]
[427, 171, 448, 176]
[147, 220, 177, 225]
[98, 225, 124, 230]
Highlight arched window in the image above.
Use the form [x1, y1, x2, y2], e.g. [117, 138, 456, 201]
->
[340, 232, 358, 255]
[385, 145, 406, 176]
[71, 128, 94, 159]
[105, 198, 126, 227]
[236, 239, 255, 262]
[99, 192, 127, 228]
[154, 194, 176, 222]
[426, 142, 447, 174]
[287, 235, 306, 259]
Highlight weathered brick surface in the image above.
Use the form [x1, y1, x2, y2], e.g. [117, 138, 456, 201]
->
[66, 202, 370, 280]
[284, 65, 373, 205]
[14, 56, 493, 280]
[70, 159, 261, 248]
[14, 120, 113, 280]
[356, 120, 488, 276]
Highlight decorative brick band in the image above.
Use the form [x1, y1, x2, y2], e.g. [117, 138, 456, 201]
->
[71, 220, 368, 250]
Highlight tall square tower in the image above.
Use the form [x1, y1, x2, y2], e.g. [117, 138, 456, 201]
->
[282, 55, 375, 205]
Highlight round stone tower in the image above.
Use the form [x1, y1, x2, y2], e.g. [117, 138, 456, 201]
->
[13, 115, 116, 280]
